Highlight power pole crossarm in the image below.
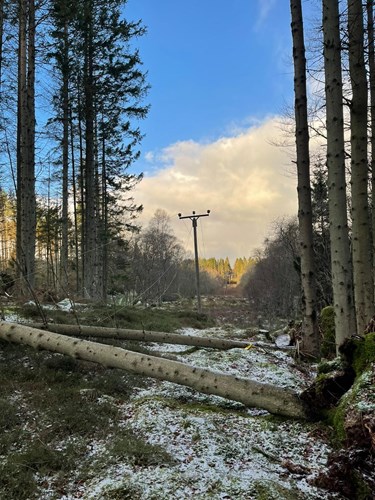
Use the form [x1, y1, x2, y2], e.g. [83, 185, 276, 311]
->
[178, 210, 211, 313]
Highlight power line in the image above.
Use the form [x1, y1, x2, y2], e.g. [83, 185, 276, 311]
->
[178, 210, 210, 313]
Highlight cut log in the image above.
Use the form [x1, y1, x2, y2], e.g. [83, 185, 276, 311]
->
[29, 323, 251, 350]
[0, 323, 308, 419]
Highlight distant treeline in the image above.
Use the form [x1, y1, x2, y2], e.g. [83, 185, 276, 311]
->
[199, 257, 255, 284]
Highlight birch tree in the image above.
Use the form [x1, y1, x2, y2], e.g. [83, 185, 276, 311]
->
[290, 0, 320, 357]
[322, 0, 356, 347]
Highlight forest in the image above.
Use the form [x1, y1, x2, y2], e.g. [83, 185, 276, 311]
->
[0, 0, 374, 498]
[0, 0, 257, 306]
[0, 0, 149, 300]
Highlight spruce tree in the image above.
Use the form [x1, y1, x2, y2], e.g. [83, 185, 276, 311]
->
[290, 0, 320, 357]
[49, 0, 148, 299]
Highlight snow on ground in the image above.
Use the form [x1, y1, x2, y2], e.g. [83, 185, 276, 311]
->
[75, 327, 341, 499]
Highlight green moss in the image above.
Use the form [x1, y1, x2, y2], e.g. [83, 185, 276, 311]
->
[0, 398, 21, 431]
[109, 429, 175, 467]
[351, 332, 375, 376]
[101, 481, 144, 500]
[320, 306, 336, 359]
[250, 480, 304, 500]
[351, 471, 373, 500]
[317, 357, 343, 375]
[0, 460, 38, 500]
[329, 368, 374, 444]
[330, 400, 347, 443]
[16, 303, 216, 331]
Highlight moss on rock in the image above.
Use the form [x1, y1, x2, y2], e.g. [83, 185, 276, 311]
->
[318, 333, 375, 497]
[320, 306, 336, 359]
[352, 332, 375, 376]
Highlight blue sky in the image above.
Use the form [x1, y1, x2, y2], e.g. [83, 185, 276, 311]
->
[123, 0, 318, 261]
[126, 0, 295, 156]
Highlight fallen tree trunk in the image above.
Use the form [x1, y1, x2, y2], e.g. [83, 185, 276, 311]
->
[29, 323, 250, 350]
[0, 322, 308, 419]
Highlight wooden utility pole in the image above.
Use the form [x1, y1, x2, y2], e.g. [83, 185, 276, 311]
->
[178, 210, 210, 313]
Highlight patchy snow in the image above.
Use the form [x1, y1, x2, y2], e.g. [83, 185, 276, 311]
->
[1, 320, 342, 499]
[177, 326, 249, 340]
[275, 333, 292, 348]
[19, 298, 88, 312]
[73, 326, 341, 499]
[82, 395, 337, 499]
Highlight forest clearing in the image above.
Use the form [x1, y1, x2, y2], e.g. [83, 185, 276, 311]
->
[1, 0, 375, 497]
[0, 296, 373, 499]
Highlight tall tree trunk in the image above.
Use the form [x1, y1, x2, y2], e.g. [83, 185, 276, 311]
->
[83, 0, 98, 299]
[0, 0, 4, 88]
[348, 0, 373, 333]
[69, 106, 80, 293]
[290, 0, 320, 357]
[0, 322, 308, 419]
[323, 0, 356, 348]
[101, 130, 108, 300]
[25, 0, 36, 286]
[16, 0, 36, 294]
[16, 0, 26, 291]
[367, 0, 375, 303]
[59, 20, 69, 293]
[78, 88, 85, 294]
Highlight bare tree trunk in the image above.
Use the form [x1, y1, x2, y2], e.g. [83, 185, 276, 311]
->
[60, 19, 69, 293]
[69, 106, 80, 293]
[367, 0, 375, 303]
[348, 0, 373, 333]
[16, 0, 27, 293]
[322, 0, 356, 348]
[0, 322, 307, 419]
[16, 0, 36, 295]
[28, 323, 253, 349]
[26, 0, 35, 285]
[0, 0, 3, 87]
[290, 0, 320, 357]
[100, 130, 108, 301]
[83, 0, 98, 299]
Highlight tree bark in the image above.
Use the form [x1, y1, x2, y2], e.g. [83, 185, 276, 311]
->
[0, 0, 3, 86]
[290, 0, 320, 357]
[16, 0, 36, 294]
[348, 0, 374, 332]
[367, 0, 375, 304]
[322, 0, 356, 348]
[83, 0, 98, 299]
[60, 18, 70, 293]
[0, 322, 308, 419]
[28, 323, 253, 349]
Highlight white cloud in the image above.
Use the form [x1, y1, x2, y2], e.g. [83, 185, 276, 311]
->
[132, 117, 298, 262]
[254, 0, 277, 32]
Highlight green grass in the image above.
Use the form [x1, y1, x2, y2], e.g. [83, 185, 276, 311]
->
[109, 428, 175, 467]
[0, 339, 160, 499]
[18, 302, 216, 331]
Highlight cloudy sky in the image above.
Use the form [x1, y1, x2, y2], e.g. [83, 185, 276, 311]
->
[125, 0, 317, 262]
